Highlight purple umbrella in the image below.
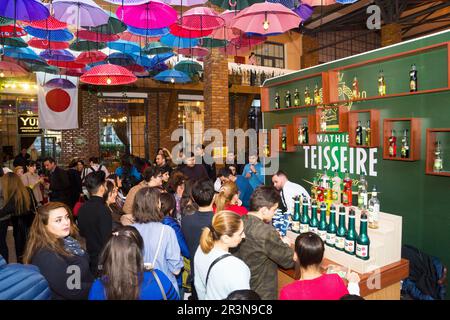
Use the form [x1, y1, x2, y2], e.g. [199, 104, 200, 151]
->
[0, 0, 49, 21]
[294, 3, 314, 20]
[44, 78, 76, 89]
[39, 49, 75, 62]
[52, 0, 109, 27]
[103, 0, 149, 4]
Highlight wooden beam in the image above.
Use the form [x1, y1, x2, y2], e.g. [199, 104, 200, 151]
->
[164, 90, 178, 130]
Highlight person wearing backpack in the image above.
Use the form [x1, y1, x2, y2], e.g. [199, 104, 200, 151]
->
[87, 157, 109, 178]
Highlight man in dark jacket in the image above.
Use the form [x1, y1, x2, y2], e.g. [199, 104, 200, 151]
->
[195, 144, 216, 181]
[43, 157, 71, 206]
[232, 186, 295, 300]
[180, 152, 208, 183]
[13, 148, 30, 171]
[77, 171, 112, 275]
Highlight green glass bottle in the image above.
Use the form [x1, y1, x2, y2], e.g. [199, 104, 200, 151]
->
[281, 131, 287, 151]
[344, 209, 358, 255]
[300, 197, 310, 234]
[335, 206, 347, 251]
[318, 203, 328, 242]
[326, 205, 337, 247]
[309, 200, 319, 235]
[356, 210, 371, 260]
[291, 195, 300, 234]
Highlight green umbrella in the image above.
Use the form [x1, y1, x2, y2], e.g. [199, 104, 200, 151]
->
[23, 62, 59, 74]
[0, 16, 13, 26]
[84, 16, 127, 35]
[200, 38, 228, 48]
[0, 37, 28, 47]
[174, 60, 203, 77]
[210, 0, 264, 11]
[143, 42, 172, 55]
[70, 40, 107, 52]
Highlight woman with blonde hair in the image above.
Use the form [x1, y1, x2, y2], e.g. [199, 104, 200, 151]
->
[14, 166, 24, 177]
[23, 202, 94, 300]
[0, 172, 36, 263]
[215, 181, 248, 216]
[194, 210, 250, 300]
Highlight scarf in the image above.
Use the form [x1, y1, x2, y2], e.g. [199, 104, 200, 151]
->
[63, 236, 86, 257]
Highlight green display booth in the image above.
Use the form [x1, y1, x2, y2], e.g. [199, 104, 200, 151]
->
[261, 29, 450, 299]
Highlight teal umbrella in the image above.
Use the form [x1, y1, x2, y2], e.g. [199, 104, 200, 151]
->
[0, 16, 13, 26]
[0, 37, 28, 47]
[84, 15, 127, 35]
[143, 42, 172, 55]
[199, 38, 228, 48]
[70, 40, 107, 52]
[174, 60, 202, 77]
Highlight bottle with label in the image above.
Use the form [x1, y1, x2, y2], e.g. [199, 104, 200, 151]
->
[410, 64, 418, 92]
[304, 86, 312, 105]
[309, 200, 319, 235]
[321, 170, 330, 189]
[294, 88, 300, 107]
[344, 209, 358, 255]
[365, 120, 371, 146]
[274, 92, 280, 109]
[320, 112, 327, 132]
[281, 131, 287, 151]
[297, 126, 303, 145]
[311, 177, 318, 201]
[401, 129, 410, 158]
[314, 84, 321, 104]
[388, 129, 397, 157]
[352, 76, 359, 100]
[331, 170, 342, 205]
[434, 140, 443, 172]
[335, 206, 347, 251]
[285, 90, 291, 108]
[342, 170, 352, 207]
[302, 121, 309, 144]
[368, 185, 380, 229]
[357, 174, 368, 210]
[318, 203, 328, 242]
[326, 205, 337, 247]
[378, 70, 386, 96]
[356, 120, 363, 146]
[356, 210, 371, 260]
[291, 195, 300, 233]
[300, 197, 310, 234]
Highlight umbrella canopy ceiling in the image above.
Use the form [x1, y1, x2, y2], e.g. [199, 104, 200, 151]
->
[80, 63, 137, 85]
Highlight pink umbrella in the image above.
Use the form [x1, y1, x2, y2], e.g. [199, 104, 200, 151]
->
[231, 2, 301, 34]
[179, 6, 225, 31]
[302, 0, 335, 6]
[220, 9, 241, 26]
[0, 61, 28, 77]
[177, 46, 209, 57]
[77, 30, 120, 42]
[75, 51, 107, 64]
[210, 26, 241, 41]
[120, 32, 159, 45]
[116, 1, 177, 29]
[169, 23, 213, 38]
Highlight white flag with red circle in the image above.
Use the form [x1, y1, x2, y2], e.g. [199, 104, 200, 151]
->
[37, 72, 79, 130]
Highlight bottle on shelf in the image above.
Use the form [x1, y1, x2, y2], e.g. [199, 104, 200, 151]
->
[335, 206, 347, 251]
[433, 140, 444, 172]
[263, 143, 270, 158]
[378, 70, 386, 96]
[344, 209, 358, 255]
[311, 177, 318, 201]
[294, 88, 300, 107]
[309, 200, 319, 235]
[297, 125, 303, 145]
[331, 170, 342, 205]
[352, 76, 359, 100]
[304, 86, 312, 105]
[318, 203, 328, 242]
[368, 185, 380, 229]
[342, 170, 352, 207]
[357, 173, 368, 210]
[314, 84, 321, 104]
[321, 170, 330, 189]
[302, 121, 309, 144]
[356, 210, 371, 260]
[401, 129, 410, 158]
[365, 120, 371, 146]
[356, 120, 363, 146]
[326, 180, 333, 215]
[300, 197, 310, 234]
[320, 112, 327, 132]
[409, 64, 418, 92]
[274, 92, 280, 109]
[388, 129, 397, 157]
[285, 90, 291, 108]
[326, 205, 337, 247]
[291, 195, 301, 234]
[281, 131, 287, 151]
[316, 180, 325, 203]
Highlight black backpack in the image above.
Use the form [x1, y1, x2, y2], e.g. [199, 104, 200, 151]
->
[121, 166, 138, 196]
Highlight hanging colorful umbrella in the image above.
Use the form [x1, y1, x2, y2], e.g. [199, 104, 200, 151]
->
[0, 16, 13, 26]
[47, 60, 86, 69]
[107, 40, 141, 54]
[302, 0, 336, 5]
[179, 7, 224, 31]
[0, 61, 28, 77]
[24, 26, 74, 42]
[230, 2, 301, 34]
[169, 23, 213, 38]
[85, 60, 107, 70]
[52, 0, 109, 27]
[154, 69, 190, 83]
[124, 64, 146, 73]
[150, 52, 174, 65]
[24, 62, 59, 74]
[174, 60, 202, 76]
[103, 0, 149, 4]
[3, 46, 43, 61]
[116, 2, 177, 29]
[75, 51, 107, 64]
[107, 52, 136, 66]
[23, 16, 67, 30]
[0, 37, 27, 48]
[120, 32, 159, 45]
[143, 41, 172, 55]
[77, 30, 120, 42]
[267, 0, 295, 9]
[293, 3, 314, 20]
[177, 46, 209, 57]
[336, 0, 358, 3]
[60, 68, 85, 77]
[210, 26, 241, 41]
[69, 40, 107, 51]
[160, 33, 198, 48]
[199, 37, 228, 48]
[44, 78, 76, 89]
[127, 26, 170, 37]
[129, 54, 153, 67]
[81, 63, 137, 85]
[210, 0, 264, 11]
[83, 15, 127, 35]
[28, 38, 69, 50]
[39, 49, 75, 62]
[0, 25, 27, 38]
[0, 0, 49, 21]
[162, 0, 208, 6]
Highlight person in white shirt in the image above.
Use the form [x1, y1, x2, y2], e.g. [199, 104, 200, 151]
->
[194, 210, 250, 300]
[86, 157, 109, 177]
[272, 170, 310, 213]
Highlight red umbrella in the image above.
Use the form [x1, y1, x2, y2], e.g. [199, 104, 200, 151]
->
[77, 30, 120, 42]
[177, 46, 209, 57]
[28, 38, 69, 50]
[169, 23, 213, 38]
[48, 60, 87, 69]
[81, 64, 137, 85]
[179, 6, 225, 31]
[23, 16, 68, 30]
[124, 64, 145, 73]
[0, 61, 28, 77]
[75, 51, 107, 64]
[0, 25, 27, 38]
[120, 31, 159, 45]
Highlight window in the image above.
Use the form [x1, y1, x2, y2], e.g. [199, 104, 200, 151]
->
[253, 42, 285, 68]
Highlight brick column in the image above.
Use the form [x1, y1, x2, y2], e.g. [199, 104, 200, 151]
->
[301, 34, 319, 68]
[381, 23, 402, 47]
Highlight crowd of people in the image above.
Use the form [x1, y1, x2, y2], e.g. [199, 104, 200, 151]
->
[0, 145, 361, 300]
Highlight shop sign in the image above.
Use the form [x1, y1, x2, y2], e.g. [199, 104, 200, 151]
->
[18, 114, 42, 135]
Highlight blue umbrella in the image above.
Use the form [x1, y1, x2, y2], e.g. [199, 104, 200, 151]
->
[245, 31, 283, 37]
[107, 40, 141, 54]
[130, 54, 153, 68]
[267, 0, 295, 8]
[107, 53, 135, 66]
[336, 0, 358, 3]
[0, 0, 49, 21]
[3, 46, 43, 62]
[128, 25, 169, 37]
[24, 26, 74, 42]
[39, 49, 75, 61]
[85, 60, 107, 70]
[160, 34, 198, 49]
[150, 52, 174, 66]
[154, 69, 191, 83]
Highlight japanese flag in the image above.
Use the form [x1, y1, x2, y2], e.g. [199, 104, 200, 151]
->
[37, 72, 79, 130]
